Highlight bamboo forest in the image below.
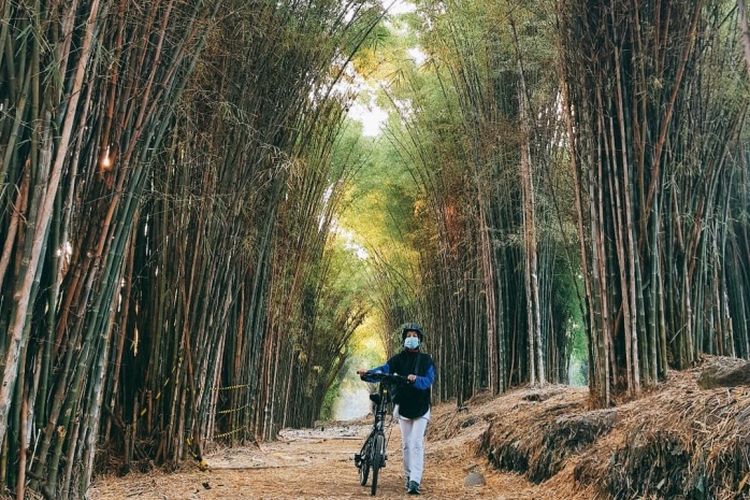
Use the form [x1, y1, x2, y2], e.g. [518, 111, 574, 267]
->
[1, 0, 750, 498]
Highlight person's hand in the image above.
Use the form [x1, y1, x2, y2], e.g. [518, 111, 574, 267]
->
[407, 374, 417, 383]
[357, 369, 368, 376]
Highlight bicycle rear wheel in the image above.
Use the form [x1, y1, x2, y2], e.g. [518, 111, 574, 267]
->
[370, 433, 385, 496]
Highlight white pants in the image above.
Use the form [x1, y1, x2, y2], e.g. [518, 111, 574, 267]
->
[396, 407, 430, 485]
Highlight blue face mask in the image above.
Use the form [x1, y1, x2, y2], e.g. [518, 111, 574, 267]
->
[404, 336, 420, 349]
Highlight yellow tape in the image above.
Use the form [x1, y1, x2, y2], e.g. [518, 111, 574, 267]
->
[215, 384, 251, 392]
[215, 427, 245, 439]
[216, 404, 251, 415]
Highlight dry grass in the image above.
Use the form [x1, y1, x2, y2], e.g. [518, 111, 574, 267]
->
[431, 355, 750, 499]
[570, 358, 750, 499]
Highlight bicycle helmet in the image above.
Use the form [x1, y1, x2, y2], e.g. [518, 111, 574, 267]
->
[400, 322, 424, 340]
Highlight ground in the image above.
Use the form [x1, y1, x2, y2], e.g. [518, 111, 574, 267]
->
[89, 401, 568, 499]
[66, 357, 750, 499]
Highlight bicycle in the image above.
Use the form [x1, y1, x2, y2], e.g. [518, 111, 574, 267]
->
[354, 371, 407, 496]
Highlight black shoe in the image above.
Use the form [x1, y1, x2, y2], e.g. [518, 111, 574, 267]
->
[407, 481, 420, 495]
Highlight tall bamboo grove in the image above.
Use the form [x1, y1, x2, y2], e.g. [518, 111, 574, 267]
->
[0, 0, 383, 497]
[384, 0, 577, 405]
[559, 0, 749, 406]
[0, 1, 221, 496]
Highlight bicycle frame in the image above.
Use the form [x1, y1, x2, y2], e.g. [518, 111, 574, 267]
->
[369, 380, 391, 431]
[354, 372, 406, 496]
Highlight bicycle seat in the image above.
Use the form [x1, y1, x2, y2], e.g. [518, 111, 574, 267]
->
[369, 393, 381, 404]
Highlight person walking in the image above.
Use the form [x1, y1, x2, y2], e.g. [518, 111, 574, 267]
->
[357, 323, 435, 495]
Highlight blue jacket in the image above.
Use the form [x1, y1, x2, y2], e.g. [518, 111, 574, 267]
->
[372, 350, 435, 418]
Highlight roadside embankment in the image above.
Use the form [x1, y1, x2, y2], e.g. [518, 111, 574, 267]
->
[428, 355, 750, 499]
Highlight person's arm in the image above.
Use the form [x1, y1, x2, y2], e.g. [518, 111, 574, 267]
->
[369, 362, 391, 374]
[412, 364, 435, 390]
[357, 359, 392, 375]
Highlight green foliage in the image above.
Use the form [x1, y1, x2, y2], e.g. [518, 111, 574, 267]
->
[319, 377, 341, 421]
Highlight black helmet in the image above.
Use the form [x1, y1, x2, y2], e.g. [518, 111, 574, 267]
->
[400, 322, 424, 340]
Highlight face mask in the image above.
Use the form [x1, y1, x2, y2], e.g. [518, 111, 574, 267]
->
[404, 337, 420, 349]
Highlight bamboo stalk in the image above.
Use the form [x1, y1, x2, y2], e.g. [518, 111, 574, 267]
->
[0, 0, 102, 447]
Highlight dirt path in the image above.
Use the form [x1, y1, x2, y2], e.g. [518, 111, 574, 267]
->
[90, 412, 564, 499]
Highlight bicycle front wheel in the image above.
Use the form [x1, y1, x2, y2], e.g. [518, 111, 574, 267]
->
[358, 440, 371, 486]
[359, 456, 370, 486]
[370, 433, 385, 496]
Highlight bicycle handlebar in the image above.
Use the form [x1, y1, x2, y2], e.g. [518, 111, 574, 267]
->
[359, 371, 409, 385]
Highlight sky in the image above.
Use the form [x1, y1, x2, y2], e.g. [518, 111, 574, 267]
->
[386, 0, 416, 15]
[349, 94, 389, 137]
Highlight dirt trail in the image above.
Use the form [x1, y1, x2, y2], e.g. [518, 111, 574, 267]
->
[90, 403, 568, 499]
